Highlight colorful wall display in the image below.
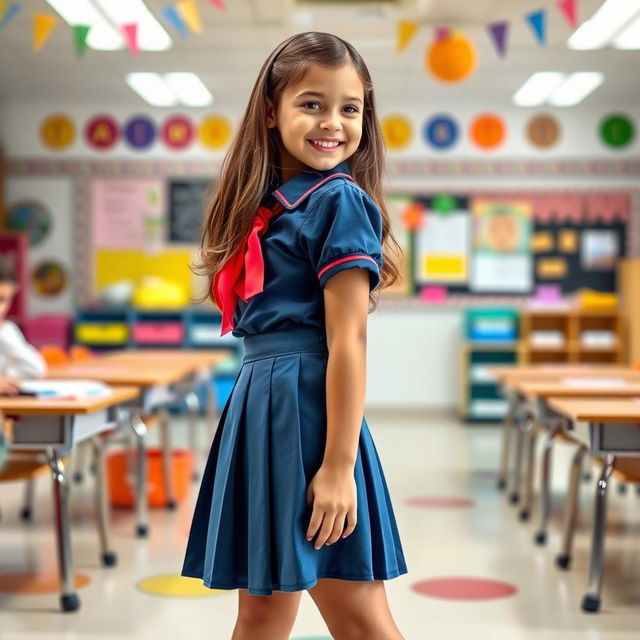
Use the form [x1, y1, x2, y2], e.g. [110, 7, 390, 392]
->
[6, 200, 52, 246]
[124, 115, 157, 150]
[470, 114, 507, 151]
[199, 115, 232, 149]
[85, 115, 119, 151]
[426, 30, 477, 83]
[381, 115, 413, 150]
[526, 114, 560, 149]
[168, 178, 213, 244]
[31, 260, 67, 297]
[424, 115, 459, 151]
[161, 115, 195, 150]
[600, 114, 634, 149]
[40, 113, 75, 151]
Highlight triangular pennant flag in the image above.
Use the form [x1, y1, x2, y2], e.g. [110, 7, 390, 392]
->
[525, 9, 546, 45]
[557, 0, 578, 29]
[73, 24, 91, 57]
[435, 26, 450, 41]
[122, 23, 139, 56]
[177, 0, 203, 34]
[33, 13, 58, 52]
[162, 5, 188, 38]
[0, 2, 20, 31]
[207, 0, 226, 8]
[487, 21, 508, 57]
[396, 20, 418, 54]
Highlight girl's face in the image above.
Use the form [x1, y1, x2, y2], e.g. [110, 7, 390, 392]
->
[266, 62, 364, 182]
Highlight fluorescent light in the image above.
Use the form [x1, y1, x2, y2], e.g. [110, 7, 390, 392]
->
[126, 73, 178, 107]
[164, 73, 214, 107]
[93, 0, 172, 51]
[513, 72, 566, 107]
[547, 72, 604, 106]
[46, 0, 123, 50]
[568, 0, 640, 50]
[612, 13, 640, 49]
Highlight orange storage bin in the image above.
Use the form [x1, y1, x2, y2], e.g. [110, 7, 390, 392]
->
[106, 448, 193, 508]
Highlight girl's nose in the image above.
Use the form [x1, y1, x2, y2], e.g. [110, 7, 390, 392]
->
[320, 112, 342, 131]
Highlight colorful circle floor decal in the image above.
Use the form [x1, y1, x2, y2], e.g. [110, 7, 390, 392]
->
[136, 574, 230, 598]
[411, 577, 517, 601]
[0, 571, 90, 594]
[405, 496, 474, 508]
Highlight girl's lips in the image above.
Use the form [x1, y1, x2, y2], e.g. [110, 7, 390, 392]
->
[307, 140, 345, 153]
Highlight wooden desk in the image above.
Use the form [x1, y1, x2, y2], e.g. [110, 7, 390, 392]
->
[2, 386, 139, 613]
[546, 396, 640, 613]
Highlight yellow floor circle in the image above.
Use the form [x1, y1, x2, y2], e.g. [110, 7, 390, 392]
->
[136, 574, 231, 598]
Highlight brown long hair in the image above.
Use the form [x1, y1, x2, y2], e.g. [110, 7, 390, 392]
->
[193, 32, 402, 310]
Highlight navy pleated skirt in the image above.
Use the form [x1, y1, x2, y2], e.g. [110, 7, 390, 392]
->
[181, 325, 408, 596]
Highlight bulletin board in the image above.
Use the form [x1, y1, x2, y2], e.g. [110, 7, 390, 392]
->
[390, 190, 631, 298]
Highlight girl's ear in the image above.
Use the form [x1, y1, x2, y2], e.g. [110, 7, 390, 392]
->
[265, 98, 277, 129]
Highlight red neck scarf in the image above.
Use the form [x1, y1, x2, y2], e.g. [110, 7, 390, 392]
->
[212, 202, 285, 336]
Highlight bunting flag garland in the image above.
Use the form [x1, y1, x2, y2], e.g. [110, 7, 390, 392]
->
[487, 21, 508, 57]
[73, 24, 91, 58]
[396, 20, 418, 54]
[162, 4, 188, 38]
[122, 23, 139, 56]
[177, 0, 203, 34]
[207, 0, 226, 8]
[435, 26, 450, 41]
[525, 10, 546, 45]
[33, 13, 58, 52]
[557, 0, 578, 29]
[0, 1, 20, 31]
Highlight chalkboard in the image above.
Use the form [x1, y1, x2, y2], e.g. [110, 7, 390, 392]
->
[167, 178, 215, 244]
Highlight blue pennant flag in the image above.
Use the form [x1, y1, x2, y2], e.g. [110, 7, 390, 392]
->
[526, 9, 546, 45]
[0, 2, 21, 31]
[162, 4, 188, 38]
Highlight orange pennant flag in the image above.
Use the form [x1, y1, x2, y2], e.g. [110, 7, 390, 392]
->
[33, 13, 58, 52]
[396, 20, 418, 54]
[177, 0, 203, 34]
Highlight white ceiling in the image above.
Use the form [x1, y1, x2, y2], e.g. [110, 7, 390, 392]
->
[0, 0, 638, 109]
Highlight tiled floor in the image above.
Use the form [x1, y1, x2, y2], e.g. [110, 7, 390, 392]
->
[1, 408, 640, 639]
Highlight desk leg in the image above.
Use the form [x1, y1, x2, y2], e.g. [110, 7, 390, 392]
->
[509, 411, 533, 505]
[90, 436, 117, 567]
[185, 391, 200, 482]
[130, 414, 149, 538]
[534, 420, 561, 545]
[519, 420, 539, 521]
[46, 449, 80, 613]
[556, 440, 588, 570]
[581, 453, 615, 613]
[498, 394, 517, 491]
[20, 477, 36, 521]
[159, 408, 177, 510]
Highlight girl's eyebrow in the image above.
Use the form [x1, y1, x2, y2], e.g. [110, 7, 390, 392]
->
[296, 90, 363, 104]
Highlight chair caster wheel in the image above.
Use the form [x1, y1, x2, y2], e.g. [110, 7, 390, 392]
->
[581, 594, 600, 613]
[534, 531, 546, 545]
[61, 593, 80, 612]
[102, 551, 118, 567]
[555, 554, 571, 570]
[509, 492, 519, 505]
[136, 524, 149, 538]
[518, 509, 529, 521]
[20, 507, 32, 521]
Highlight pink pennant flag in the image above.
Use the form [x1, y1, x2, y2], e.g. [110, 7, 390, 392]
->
[207, 0, 226, 8]
[122, 23, 139, 56]
[435, 26, 450, 41]
[557, 0, 578, 29]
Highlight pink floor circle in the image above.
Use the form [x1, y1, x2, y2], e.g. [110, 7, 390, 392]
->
[411, 577, 518, 601]
[405, 496, 474, 508]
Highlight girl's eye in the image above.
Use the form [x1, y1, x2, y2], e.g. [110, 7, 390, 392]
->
[302, 102, 321, 110]
[344, 105, 359, 114]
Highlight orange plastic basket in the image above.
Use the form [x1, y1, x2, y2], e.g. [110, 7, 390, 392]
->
[106, 448, 193, 508]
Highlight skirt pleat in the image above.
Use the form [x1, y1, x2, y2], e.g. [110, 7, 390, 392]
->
[181, 328, 408, 596]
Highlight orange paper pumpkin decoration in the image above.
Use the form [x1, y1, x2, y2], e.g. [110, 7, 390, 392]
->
[427, 32, 477, 83]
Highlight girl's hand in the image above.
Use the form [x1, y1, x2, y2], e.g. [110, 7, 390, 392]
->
[0, 377, 19, 396]
[305, 463, 357, 549]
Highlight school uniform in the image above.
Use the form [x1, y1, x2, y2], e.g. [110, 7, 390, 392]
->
[181, 160, 408, 596]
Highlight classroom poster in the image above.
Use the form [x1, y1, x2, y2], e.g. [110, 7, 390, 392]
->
[414, 199, 470, 284]
[384, 195, 415, 295]
[470, 199, 532, 292]
[92, 179, 165, 250]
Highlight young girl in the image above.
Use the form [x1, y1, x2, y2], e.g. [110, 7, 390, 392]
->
[182, 32, 408, 639]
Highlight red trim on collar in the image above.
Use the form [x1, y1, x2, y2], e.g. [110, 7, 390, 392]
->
[274, 172, 354, 209]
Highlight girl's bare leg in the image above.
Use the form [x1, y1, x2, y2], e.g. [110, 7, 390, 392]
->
[231, 588, 302, 640]
[307, 578, 404, 640]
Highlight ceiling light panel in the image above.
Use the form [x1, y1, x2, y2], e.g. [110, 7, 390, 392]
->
[513, 72, 566, 107]
[126, 73, 178, 107]
[547, 72, 604, 106]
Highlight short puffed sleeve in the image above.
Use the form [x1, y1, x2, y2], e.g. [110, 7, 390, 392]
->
[298, 183, 383, 291]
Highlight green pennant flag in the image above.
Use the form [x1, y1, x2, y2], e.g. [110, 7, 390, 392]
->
[73, 24, 90, 57]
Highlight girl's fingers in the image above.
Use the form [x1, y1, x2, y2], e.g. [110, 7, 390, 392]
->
[314, 513, 337, 549]
[306, 510, 324, 542]
[342, 509, 357, 538]
[325, 511, 347, 545]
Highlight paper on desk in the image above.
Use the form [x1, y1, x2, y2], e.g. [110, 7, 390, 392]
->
[561, 377, 628, 388]
[19, 380, 113, 399]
